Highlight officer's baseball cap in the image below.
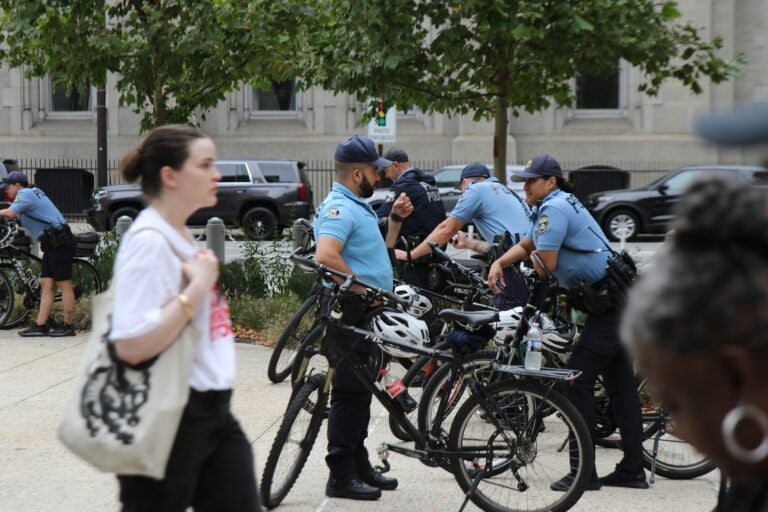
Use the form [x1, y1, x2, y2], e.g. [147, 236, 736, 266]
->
[384, 147, 409, 163]
[0, 171, 28, 190]
[459, 163, 491, 180]
[334, 135, 392, 168]
[509, 154, 563, 182]
[695, 103, 768, 145]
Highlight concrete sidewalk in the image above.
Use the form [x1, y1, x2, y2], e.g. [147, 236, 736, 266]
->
[0, 332, 718, 511]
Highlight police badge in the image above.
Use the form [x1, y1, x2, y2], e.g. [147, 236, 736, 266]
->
[537, 214, 549, 233]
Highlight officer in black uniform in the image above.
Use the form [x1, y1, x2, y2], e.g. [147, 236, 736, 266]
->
[376, 147, 446, 291]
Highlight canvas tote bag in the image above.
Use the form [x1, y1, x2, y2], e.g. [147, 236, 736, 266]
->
[58, 227, 202, 479]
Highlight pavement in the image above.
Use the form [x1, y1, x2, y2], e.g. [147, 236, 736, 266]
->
[0, 331, 719, 512]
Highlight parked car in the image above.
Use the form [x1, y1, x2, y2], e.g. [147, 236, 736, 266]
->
[87, 159, 313, 240]
[367, 163, 526, 214]
[586, 164, 768, 241]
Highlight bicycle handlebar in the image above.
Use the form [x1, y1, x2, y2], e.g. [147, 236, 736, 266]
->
[428, 242, 489, 290]
[290, 251, 411, 309]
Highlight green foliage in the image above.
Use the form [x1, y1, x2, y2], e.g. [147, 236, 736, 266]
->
[301, 0, 743, 179]
[228, 292, 302, 333]
[93, 231, 119, 289]
[0, 0, 304, 131]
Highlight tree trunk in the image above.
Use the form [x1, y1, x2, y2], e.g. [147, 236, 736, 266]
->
[493, 95, 508, 183]
[493, 64, 509, 183]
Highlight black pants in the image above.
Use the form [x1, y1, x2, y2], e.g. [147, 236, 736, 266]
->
[118, 390, 261, 512]
[493, 267, 530, 311]
[323, 296, 383, 484]
[564, 309, 644, 473]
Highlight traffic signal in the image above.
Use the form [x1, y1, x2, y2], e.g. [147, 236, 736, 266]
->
[377, 100, 386, 126]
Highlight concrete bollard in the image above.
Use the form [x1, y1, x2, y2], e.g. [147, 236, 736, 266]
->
[115, 216, 133, 240]
[206, 217, 225, 262]
[292, 218, 308, 251]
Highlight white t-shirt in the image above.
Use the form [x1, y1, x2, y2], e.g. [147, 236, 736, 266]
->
[110, 207, 236, 391]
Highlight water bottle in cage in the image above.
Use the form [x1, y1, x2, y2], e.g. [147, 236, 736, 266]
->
[379, 368, 417, 413]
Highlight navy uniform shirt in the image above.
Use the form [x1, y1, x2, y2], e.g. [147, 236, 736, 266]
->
[9, 187, 66, 241]
[528, 188, 611, 289]
[377, 168, 446, 240]
[314, 182, 393, 291]
[450, 177, 531, 244]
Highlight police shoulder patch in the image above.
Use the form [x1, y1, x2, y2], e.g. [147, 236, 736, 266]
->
[325, 207, 341, 218]
[537, 214, 549, 233]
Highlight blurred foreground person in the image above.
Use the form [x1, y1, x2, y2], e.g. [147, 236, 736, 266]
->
[112, 125, 261, 511]
[622, 178, 768, 511]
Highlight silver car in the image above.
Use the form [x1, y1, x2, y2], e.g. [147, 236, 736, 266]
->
[367, 164, 526, 215]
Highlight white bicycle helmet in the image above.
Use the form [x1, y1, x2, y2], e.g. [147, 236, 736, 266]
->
[393, 284, 433, 318]
[540, 313, 577, 355]
[367, 307, 430, 358]
[492, 307, 523, 347]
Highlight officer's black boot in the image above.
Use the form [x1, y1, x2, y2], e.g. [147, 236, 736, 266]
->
[326, 476, 382, 500]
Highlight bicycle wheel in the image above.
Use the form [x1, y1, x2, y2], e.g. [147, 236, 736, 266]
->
[641, 411, 715, 479]
[418, 351, 496, 438]
[450, 379, 593, 512]
[260, 372, 329, 509]
[0, 270, 15, 327]
[0, 263, 34, 329]
[268, 293, 318, 383]
[289, 325, 326, 388]
[50, 258, 101, 330]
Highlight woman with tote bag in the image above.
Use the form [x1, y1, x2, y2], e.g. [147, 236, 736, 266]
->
[109, 125, 260, 511]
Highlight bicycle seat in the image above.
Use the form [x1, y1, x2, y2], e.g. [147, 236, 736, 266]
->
[438, 308, 499, 328]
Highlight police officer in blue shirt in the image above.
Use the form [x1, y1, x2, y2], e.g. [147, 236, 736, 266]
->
[487, 154, 647, 491]
[377, 147, 446, 291]
[0, 171, 76, 337]
[400, 162, 531, 309]
[314, 135, 413, 501]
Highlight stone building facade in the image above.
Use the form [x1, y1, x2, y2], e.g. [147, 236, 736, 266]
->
[0, 0, 764, 171]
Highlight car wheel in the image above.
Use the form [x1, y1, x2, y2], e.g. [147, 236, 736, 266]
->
[241, 207, 277, 240]
[603, 209, 639, 242]
[109, 206, 140, 230]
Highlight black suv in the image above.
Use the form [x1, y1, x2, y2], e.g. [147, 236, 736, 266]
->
[87, 159, 313, 239]
[586, 164, 768, 241]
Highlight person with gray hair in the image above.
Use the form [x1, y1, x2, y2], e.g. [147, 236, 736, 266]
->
[623, 104, 768, 511]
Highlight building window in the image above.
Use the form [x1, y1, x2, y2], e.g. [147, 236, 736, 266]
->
[44, 75, 94, 119]
[253, 79, 296, 111]
[572, 60, 627, 117]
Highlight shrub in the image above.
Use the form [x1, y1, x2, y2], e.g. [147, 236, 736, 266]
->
[227, 293, 302, 340]
[93, 232, 120, 288]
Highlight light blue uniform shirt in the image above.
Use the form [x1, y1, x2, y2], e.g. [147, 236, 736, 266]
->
[528, 189, 610, 289]
[450, 177, 531, 244]
[9, 187, 66, 241]
[314, 182, 393, 291]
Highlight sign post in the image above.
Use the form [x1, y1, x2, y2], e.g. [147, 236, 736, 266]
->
[368, 101, 396, 146]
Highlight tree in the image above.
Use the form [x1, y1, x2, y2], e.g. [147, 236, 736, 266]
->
[301, 0, 743, 180]
[0, 0, 302, 132]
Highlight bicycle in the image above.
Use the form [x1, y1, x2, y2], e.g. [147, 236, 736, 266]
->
[0, 219, 101, 329]
[417, 250, 714, 483]
[260, 252, 594, 512]
[266, 218, 320, 383]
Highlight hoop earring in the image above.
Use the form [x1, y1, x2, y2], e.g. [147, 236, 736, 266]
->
[721, 404, 768, 464]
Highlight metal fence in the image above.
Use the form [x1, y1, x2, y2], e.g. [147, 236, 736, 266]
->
[9, 157, 692, 223]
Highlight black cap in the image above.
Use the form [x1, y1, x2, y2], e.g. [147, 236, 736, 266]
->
[334, 135, 392, 168]
[0, 171, 28, 190]
[695, 103, 768, 145]
[509, 154, 563, 182]
[384, 147, 409, 163]
[460, 163, 491, 180]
